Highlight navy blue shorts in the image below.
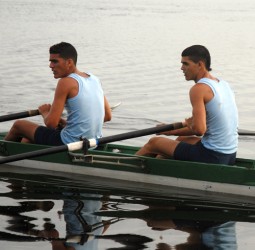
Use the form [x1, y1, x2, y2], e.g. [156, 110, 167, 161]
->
[174, 141, 236, 165]
[34, 126, 64, 146]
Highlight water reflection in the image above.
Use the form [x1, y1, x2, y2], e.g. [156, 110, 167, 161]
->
[0, 200, 54, 239]
[0, 172, 254, 249]
[50, 194, 152, 250]
[61, 194, 104, 250]
[142, 205, 237, 249]
[0, 177, 153, 249]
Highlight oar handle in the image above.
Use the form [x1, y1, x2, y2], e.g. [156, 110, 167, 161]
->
[0, 109, 39, 122]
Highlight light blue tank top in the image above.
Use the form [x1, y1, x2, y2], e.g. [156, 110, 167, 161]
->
[200, 78, 238, 154]
[60, 73, 104, 144]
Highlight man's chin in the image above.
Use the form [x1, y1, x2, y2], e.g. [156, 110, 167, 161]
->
[185, 76, 192, 81]
[53, 74, 60, 79]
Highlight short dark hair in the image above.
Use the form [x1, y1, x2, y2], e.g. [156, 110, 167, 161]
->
[182, 45, 212, 71]
[49, 42, 78, 65]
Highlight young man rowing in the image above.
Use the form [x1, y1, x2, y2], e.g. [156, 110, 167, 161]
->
[136, 45, 238, 165]
[5, 42, 111, 145]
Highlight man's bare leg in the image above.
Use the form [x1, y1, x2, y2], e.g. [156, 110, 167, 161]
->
[136, 137, 180, 158]
[4, 120, 39, 143]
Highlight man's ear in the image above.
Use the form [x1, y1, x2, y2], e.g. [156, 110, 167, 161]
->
[198, 60, 205, 69]
[67, 58, 73, 66]
[66, 58, 74, 69]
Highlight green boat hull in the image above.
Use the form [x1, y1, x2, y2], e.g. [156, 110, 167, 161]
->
[0, 132, 255, 200]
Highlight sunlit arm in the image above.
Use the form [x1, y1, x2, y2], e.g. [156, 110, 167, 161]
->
[104, 96, 112, 122]
[42, 107, 62, 129]
[189, 85, 207, 136]
[40, 79, 67, 129]
[38, 103, 59, 128]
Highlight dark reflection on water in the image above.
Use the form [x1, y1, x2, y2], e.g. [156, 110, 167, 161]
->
[0, 171, 254, 249]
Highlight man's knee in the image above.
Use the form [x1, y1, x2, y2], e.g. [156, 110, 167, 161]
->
[147, 137, 160, 147]
[12, 120, 25, 130]
[176, 136, 185, 141]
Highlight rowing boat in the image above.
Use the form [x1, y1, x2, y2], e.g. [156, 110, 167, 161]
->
[0, 132, 255, 203]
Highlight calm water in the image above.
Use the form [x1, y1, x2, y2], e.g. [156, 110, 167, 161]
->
[1, 168, 255, 250]
[1, 0, 255, 249]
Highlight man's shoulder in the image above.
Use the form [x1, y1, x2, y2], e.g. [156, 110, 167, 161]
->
[57, 77, 78, 91]
[59, 76, 77, 84]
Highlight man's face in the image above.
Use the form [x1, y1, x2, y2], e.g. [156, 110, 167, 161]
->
[181, 56, 200, 81]
[49, 54, 69, 79]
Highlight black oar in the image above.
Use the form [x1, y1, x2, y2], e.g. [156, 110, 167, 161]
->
[0, 122, 183, 164]
[0, 103, 121, 123]
[238, 130, 255, 136]
[0, 109, 39, 122]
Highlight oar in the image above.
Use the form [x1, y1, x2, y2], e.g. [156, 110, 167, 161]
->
[110, 101, 122, 111]
[0, 103, 121, 123]
[0, 109, 39, 122]
[0, 122, 183, 164]
[238, 129, 255, 136]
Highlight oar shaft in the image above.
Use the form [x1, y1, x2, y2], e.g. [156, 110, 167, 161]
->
[0, 109, 39, 122]
[0, 144, 68, 164]
[0, 122, 183, 164]
[238, 130, 255, 136]
[0, 101, 120, 123]
[97, 122, 184, 145]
